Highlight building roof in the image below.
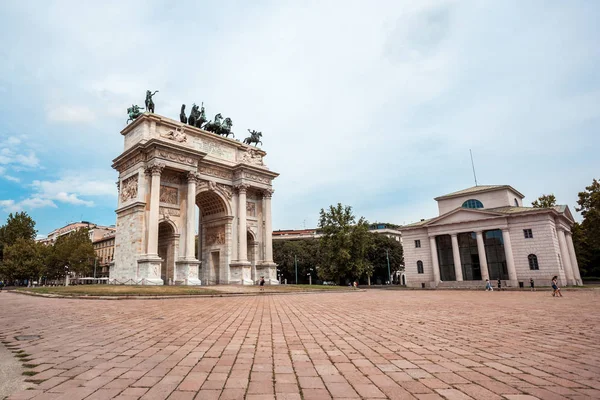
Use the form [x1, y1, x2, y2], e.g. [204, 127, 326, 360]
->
[434, 185, 525, 201]
[401, 204, 572, 230]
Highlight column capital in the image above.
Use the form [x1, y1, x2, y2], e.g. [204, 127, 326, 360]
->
[187, 171, 201, 183]
[501, 228, 510, 233]
[262, 188, 274, 199]
[116, 181, 120, 194]
[235, 183, 250, 194]
[450, 233, 458, 238]
[146, 162, 165, 176]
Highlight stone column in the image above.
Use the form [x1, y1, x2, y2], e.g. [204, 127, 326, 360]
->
[450, 234, 463, 281]
[475, 231, 490, 281]
[146, 163, 164, 256]
[263, 189, 274, 262]
[565, 232, 582, 285]
[236, 184, 249, 262]
[501, 229, 518, 284]
[557, 229, 575, 286]
[185, 172, 199, 259]
[429, 236, 440, 285]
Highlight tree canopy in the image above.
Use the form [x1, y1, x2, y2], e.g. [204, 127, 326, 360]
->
[0, 212, 37, 261]
[317, 203, 373, 284]
[531, 194, 557, 208]
[573, 179, 600, 277]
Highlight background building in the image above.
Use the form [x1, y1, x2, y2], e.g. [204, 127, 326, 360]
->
[37, 221, 116, 245]
[273, 224, 402, 242]
[400, 185, 581, 289]
[93, 232, 116, 278]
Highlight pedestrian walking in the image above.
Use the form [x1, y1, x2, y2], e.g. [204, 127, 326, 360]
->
[497, 278, 502, 291]
[551, 276, 562, 297]
[259, 276, 265, 293]
[530, 278, 535, 292]
[485, 279, 493, 291]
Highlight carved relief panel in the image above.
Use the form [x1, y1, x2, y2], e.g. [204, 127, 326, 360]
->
[160, 185, 178, 204]
[247, 201, 256, 217]
[205, 226, 225, 246]
[120, 174, 139, 202]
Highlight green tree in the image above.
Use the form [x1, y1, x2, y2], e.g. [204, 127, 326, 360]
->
[574, 179, 600, 277]
[273, 239, 319, 284]
[367, 234, 403, 284]
[317, 203, 372, 284]
[53, 228, 96, 276]
[0, 212, 37, 261]
[531, 194, 557, 208]
[0, 238, 45, 282]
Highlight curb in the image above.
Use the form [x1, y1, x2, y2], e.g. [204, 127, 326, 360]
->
[11, 288, 364, 301]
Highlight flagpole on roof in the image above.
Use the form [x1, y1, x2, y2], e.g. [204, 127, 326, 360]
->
[470, 149, 478, 186]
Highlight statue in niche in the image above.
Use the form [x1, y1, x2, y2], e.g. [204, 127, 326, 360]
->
[243, 129, 263, 146]
[145, 90, 159, 113]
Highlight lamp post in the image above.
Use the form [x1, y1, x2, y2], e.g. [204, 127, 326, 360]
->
[308, 268, 313, 285]
[294, 255, 298, 285]
[386, 249, 391, 285]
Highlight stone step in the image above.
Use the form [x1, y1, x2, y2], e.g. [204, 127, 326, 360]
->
[436, 280, 513, 289]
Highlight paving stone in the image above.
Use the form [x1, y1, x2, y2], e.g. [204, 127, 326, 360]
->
[0, 290, 598, 400]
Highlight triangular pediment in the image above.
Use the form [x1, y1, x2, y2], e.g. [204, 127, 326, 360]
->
[425, 208, 506, 227]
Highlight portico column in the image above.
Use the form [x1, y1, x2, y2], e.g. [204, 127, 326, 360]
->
[475, 231, 490, 281]
[565, 232, 582, 285]
[450, 234, 463, 281]
[236, 184, 249, 262]
[501, 229, 518, 283]
[185, 172, 199, 259]
[263, 188, 274, 262]
[557, 229, 575, 285]
[146, 163, 164, 256]
[429, 236, 440, 284]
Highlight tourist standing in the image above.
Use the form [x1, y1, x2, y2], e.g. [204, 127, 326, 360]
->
[497, 278, 502, 291]
[259, 276, 265, 293]
[530, 278, 535, 292]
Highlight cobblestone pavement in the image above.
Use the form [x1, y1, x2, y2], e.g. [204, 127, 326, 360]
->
[1, 290, 599, 400]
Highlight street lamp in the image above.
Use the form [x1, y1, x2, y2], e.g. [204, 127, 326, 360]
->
[386, 249, 391, 285]
[307, 268, 313, 285]
[294, 255, 298, 284]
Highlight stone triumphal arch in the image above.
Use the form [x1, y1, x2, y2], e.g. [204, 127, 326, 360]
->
[110, 113, 279, 285]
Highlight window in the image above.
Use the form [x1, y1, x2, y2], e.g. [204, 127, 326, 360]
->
[523, 229, 533, 239]
[462, 199, 484, 209]
[417, 260, 424, 274]
[528, 254, 539, 270]
[415, 240, 421, 248]
[514, 198, 519, 207]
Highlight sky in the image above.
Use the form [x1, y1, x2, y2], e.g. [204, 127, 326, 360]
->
[0, 0, 599, 237]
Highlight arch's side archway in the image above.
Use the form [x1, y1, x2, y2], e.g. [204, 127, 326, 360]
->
[158, 221, 178, 285]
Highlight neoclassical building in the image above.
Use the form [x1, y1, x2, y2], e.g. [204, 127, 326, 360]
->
[400, 185, 582, 288]
[110, 113, 279, 285]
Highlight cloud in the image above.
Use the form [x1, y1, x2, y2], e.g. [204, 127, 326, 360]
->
[47, 105, 96, 123]
[53, 192, 94, 207]
[0, 198, 57, 213]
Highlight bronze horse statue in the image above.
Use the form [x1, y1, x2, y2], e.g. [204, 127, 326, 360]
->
[180, 104, 187, 123]
[243, 129, 262, 146]
[204, 113, 223, 134]
[220, 117, 235, 138]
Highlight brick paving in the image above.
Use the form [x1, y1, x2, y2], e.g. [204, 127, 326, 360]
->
[1, 289, 599, 400]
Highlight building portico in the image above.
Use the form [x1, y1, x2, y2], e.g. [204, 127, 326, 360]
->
[401, 185, 582, 288]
